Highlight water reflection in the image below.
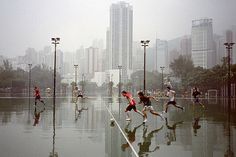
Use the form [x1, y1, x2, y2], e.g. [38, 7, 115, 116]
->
[75, 100, 88, 121]
[165, 118, 183, 145]
[224, 98, 235, 157]
[33, 105, 45, 126]
[138, 125, 163, 157]
[121, 121, 143, 151]
[49, 105, 58, 157]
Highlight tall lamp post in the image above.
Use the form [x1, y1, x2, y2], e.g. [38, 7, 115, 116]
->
[118, 65, 122, 97]
[51, 38, 60, 107]
[224, 42, 234, 105]
[82, 73, 85, 93]
[160, 66, 165, 91]
[74, 65, 78, 87]
[28, 64, 32, 98]
[141, 40, 150, 94]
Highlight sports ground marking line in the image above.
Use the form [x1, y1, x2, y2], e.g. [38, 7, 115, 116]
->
[104, 104, 139, 157]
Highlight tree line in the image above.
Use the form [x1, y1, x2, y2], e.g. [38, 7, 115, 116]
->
[0, 60, 62, 93]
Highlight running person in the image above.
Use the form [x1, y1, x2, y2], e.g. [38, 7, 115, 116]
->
[121, 90, 144, 121]
[163, 87, 184, 113]
[192, 87, 204, 108]
[137, 91, 164, 122]
[34, 86, 45, 107]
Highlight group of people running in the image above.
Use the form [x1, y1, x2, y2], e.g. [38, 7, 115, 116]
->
[121, 85, 203, 123]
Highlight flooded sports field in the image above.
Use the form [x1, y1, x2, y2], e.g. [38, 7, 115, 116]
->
[0, 97, 235, 157]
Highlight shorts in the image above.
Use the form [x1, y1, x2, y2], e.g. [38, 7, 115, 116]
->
[125, 105, 137, 112]
[167, 101, 176, 105]
[194, 98, 199, 103]
[35, 95, 41, 100]
[78, 95, 83, 98]
[143, 105, 154, 111]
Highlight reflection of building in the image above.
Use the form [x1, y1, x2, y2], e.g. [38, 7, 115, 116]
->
[109, 1, 133, 81]
[191, 18, 215, 69]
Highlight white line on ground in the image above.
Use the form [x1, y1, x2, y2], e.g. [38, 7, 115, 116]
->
[104, 104, 139, 157]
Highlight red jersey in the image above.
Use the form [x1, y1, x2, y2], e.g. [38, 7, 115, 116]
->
[125, 92, 136, 105]
[34, 89, 40, 96]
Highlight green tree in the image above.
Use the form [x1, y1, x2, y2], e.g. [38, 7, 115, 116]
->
[170, 55, 194, 81]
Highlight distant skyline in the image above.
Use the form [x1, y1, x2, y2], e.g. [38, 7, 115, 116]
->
[1, 0, 236, 57]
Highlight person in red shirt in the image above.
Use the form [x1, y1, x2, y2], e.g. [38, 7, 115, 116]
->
[34, 86, 45, 107]
[121, 90, 144, 121]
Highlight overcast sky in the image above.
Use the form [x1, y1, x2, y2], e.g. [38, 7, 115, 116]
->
[1, 0, 236, 57]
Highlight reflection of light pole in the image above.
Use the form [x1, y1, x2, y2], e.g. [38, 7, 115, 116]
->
[141, 40, 150, 94]
[118, 65, 122, 97]
[74, 65, 78, 87]
[160, 66, 165, 91]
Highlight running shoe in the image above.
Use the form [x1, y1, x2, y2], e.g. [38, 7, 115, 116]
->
[143, 118, 147, 123]
[126, 118, 131, 121]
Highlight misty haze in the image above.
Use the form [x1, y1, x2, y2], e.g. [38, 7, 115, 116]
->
[0, 0, 236, 157]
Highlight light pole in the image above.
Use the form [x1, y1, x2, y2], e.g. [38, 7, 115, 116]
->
[224, 42, 234, 103]
[141, 40, 150, 94]
[224, 41, 235, 157]
[28, 64, 32, 98]
[118, 65, 122, 97]
[82, 73, 85, 92]
[74, 65, 78, 87]
[160, 66, 165, 91]
[51, 37, 60, 108]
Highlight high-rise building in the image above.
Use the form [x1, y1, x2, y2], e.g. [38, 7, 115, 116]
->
[191, 18, 216, 69]
[180, 36, 191, 57]
[109, 1, 133, 81]
[132, 41, 143, 71]
[226, 26, 236, 64]
[84, 47, 99, 77]
[155, 39, 168, 72]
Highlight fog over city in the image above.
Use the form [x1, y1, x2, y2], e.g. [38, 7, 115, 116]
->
[1, 0, 236, 57]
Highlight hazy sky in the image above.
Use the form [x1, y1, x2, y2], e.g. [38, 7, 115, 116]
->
[1, 0, 236, 57]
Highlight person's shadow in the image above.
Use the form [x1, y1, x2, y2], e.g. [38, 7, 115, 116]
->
[137, 125, 164, 157]
[121, 122, 143, 151]
[33, 105, 45, 126]
[165, 118, 183, 145]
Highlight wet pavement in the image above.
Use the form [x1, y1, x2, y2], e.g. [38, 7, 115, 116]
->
[0, 97, 235, 157]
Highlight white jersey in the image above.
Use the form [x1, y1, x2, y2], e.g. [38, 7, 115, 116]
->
[167, 90, 175, 101]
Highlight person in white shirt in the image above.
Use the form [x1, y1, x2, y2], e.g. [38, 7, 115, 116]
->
[163, 87, 184, 113]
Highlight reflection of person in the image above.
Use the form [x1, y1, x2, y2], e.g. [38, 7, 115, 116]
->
[192, 87, 204, 108]
[165, 118, 183, 145]
[138, 125, 163, 157]
[163, 87, 184, 113]
[33, 106, 45, 126]
[121, 90, 144, 121]
[34, 86, 45, 106]
[137, 91, 164, 123]
[192, 117, 201, 136]
[75, 102, 88, 121]
[121, 122, 143, 151]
